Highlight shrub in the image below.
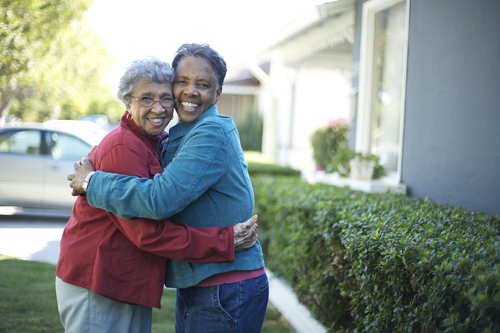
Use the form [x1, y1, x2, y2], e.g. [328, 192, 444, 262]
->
[311, 119, 349, 170]
[245, 151, 301, 177]
[311, 119, 385, 179]
[252, 175, 500, 332]
[236, 111, 263, 152]
[247, 162, 301, 177]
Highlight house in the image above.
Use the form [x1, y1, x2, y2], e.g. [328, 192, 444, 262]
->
[222, 0, 500, 215]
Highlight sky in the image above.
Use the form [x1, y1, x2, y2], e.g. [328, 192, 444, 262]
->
[85, 0, 327, 88]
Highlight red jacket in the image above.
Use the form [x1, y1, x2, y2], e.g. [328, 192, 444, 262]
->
[56, 112, 234, 308]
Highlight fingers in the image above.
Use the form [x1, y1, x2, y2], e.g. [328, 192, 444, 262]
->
[88, 145, 97, 156]
[233, 215, 259, 252]
[242, 215, 258, 228]
[248, 228, 258, 247]
[69, 156, 94, 196]
[73, 156, 90, 170]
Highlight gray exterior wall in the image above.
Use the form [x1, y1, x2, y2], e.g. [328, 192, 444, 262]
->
[403, 0, 500, 215]
[352, 0, 500, 215]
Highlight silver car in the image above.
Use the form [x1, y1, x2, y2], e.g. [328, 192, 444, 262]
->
[0, 121, 107, 210]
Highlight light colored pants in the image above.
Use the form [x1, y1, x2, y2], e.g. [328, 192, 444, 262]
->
[55, 277, 152, 333]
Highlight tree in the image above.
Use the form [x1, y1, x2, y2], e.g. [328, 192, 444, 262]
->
[1, 0, 119, 124]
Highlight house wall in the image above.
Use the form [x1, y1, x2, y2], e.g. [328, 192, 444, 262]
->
[402, 0, 500, 215]
[351, 0, 500, 215]
[217, 94, 259, 122]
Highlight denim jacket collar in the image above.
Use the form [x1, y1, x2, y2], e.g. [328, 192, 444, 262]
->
[169, 105, 218, 141]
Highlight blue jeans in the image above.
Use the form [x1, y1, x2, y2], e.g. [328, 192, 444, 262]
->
[175, 273, 269, 333]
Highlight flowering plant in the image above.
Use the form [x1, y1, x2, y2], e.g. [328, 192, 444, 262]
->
[310, 118, 349, 170]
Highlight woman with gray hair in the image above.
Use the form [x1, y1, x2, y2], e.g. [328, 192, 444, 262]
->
[55, 56, 258, 333]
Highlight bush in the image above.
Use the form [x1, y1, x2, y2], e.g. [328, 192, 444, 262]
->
[247, 162, 301, 177]
[244, 151, 301, 177]
[236, 111, 263, 152]
[310, 119, 349, 170]
[252, 175, 500, 332]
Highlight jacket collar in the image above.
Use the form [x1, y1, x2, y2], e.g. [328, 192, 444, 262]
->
[120, 110, 167, 151]
[169, 105, 218, 140]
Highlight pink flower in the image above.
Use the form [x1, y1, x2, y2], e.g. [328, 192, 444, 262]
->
[329, 117, 350, 126]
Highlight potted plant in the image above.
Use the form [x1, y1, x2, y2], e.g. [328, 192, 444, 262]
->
[349, 154, 376, 180]
[328, 146, 385, 180]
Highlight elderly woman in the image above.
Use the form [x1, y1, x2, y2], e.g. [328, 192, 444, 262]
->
[56, 57, 258, 333]
[70, 44, 268, 332]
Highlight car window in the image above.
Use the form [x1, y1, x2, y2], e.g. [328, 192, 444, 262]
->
[0, 130, 41, 155]
[46, 131, 91, 160]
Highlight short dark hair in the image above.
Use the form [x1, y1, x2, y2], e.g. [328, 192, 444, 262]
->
[172, 43, 227, 89]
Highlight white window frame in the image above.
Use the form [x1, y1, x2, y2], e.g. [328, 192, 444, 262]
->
[355, 0, 410, 183]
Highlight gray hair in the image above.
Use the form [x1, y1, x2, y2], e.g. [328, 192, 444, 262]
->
[117, 57, 175, 105]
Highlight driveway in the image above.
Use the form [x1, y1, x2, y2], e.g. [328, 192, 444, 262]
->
[0, 207, 69, 265]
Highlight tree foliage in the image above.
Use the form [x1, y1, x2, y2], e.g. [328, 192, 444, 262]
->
[1, 0, 121, 124]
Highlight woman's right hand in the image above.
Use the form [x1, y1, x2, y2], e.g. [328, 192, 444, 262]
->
[233, 215, 259, 251]
[67, 145, 97, 196]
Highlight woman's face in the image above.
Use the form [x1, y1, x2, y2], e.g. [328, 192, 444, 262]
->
[128, 81, 174, 136]
[173, 57, 222, 123]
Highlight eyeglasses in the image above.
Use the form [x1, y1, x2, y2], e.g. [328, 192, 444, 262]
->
[132, 96, 175, 108]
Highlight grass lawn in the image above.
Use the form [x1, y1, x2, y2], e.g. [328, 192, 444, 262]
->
[0, 255, 294, 332]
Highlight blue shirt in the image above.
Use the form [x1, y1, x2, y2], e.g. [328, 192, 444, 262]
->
[87, 106, 264, 288]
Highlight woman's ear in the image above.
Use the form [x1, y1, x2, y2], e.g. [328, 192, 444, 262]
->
[215, 87, 222, 104]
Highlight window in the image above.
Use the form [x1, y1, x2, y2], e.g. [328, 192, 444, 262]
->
[356, 0, 409, 179]
[45, 131, 91, 160]
[0, 130, 41, 155]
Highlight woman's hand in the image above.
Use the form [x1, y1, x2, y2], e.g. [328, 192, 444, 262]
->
[233, 215, 259, 251]
[68, 145, 97, 196]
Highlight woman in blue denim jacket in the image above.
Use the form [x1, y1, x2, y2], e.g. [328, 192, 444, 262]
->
[69, 43, 268, 333]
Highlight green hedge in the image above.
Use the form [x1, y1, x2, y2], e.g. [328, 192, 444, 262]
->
[252, 175, 500, 332]
[247, 162, 301, 177]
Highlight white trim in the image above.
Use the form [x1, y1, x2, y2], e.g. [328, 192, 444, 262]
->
[315, 171, 407, 194]
[397, 0, 410, 181]
[355, 0, 409, 182]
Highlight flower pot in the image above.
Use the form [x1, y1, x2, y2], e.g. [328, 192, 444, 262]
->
[349, 159, 375, 180]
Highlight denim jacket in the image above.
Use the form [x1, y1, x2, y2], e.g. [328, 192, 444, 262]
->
[87, 106, 264, 288]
